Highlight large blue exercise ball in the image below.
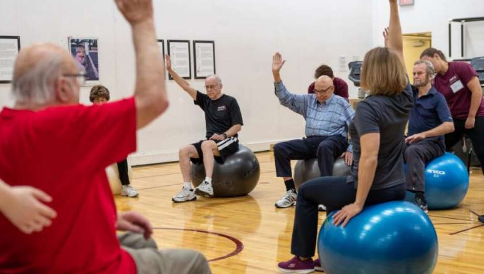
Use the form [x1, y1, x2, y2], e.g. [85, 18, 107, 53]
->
[318, 201, 438, 274]
[406, 152, 469, 210]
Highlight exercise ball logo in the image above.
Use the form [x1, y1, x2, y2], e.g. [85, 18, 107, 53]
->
[427, 169, 445, 178]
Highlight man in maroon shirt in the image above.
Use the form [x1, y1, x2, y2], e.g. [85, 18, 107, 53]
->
[0, 0, 210, 273]
[307, 64, 349, 101]
[421, 48, 484, 175]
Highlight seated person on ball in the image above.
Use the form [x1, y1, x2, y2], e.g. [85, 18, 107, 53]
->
[278, 1, 412, 272]
[402, 59, 454, 213]
[271, 54, 354, 209]
[90, 84, 139, 198]
[307, 64, 349, 101]
[166, 55, 244, 203]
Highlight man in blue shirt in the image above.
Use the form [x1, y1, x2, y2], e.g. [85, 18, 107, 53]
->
[271, 52, 355, 208]
[405, 60, 454, 212]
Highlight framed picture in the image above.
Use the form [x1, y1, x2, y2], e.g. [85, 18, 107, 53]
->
[157, 39, 165, 59]
[167, 40, 191, 80]
[399, 0, 414, 6]
[0, 36, 21, 84]
[193, 40, 216, 79]
[68, 37, 99, 84]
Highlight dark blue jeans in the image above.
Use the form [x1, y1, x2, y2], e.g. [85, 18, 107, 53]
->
[291, 176, 405, 257]
[273, 135, 348, 178]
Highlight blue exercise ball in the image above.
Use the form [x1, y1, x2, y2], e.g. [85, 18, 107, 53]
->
[405, 152, 469, 210]
[318, 201, 438, 274]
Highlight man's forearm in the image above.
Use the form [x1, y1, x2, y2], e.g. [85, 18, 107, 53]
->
[273, 71, 282, 83]
[225, 124, 242, 137]
[133, 20, 166, 104]
[421, 122, 454, 138]
[168, 68, 191, 91]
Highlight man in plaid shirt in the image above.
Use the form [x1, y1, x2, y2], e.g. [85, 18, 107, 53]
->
[271, 52, 355, 208]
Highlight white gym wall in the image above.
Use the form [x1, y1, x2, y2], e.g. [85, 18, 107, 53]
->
[1, 0, 482, 165]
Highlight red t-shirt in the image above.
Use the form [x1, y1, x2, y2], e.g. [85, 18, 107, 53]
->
[307, 76, 349, 101]
[0, 98, 137, 273]
[433, 61, 484, 119]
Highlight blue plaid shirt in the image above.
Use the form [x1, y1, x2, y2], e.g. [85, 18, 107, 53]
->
[275, 81, 354, 152]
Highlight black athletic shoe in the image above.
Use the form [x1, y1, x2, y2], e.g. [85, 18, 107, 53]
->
[415, 194, 428, 213]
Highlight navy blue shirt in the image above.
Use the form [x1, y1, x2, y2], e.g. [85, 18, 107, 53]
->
[408, 86, 453, 143]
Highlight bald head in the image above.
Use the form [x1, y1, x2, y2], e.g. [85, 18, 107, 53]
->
[12, 43, 79, 108]
[315, 75, 333, 87]
[313, 75, 335, 103]
[14, 43, 75, 80]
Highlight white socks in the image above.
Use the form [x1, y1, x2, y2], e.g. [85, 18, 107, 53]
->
[183, 182, 192, 189]
[204, 177, 212, 184]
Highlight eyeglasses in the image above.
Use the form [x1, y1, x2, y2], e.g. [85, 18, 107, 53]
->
[205, 84, 219, 90]
[63, 73, 87, 86]
[313, 85, 333, 94]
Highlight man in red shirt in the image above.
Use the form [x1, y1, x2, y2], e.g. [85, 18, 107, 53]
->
[0, 0, 210, 273]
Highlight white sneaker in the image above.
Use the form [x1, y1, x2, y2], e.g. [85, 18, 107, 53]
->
[195, 181, 214, 197]
[275, 189, 297, 208]
[122, 185, 139, 197]
[318, 204, 326, 211]
[172, 187, 197, 203]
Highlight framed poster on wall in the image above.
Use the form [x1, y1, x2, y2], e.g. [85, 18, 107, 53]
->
[193, 40, 216, 79]
[0, 36, 21, 84]
[157, 39, 165, 60]
[68, 37, 99, 85]
[167, 40, 191, 80]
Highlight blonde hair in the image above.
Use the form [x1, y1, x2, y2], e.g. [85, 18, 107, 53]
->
[360, 47, 407, 96]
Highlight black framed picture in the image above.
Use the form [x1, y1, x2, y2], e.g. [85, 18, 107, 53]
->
[0, 36, 21, 84]
[167, 40, 191, 80]
[157, 39, 165, 60]
[193, 40, 216, 79]
[68, 37, 99, 85]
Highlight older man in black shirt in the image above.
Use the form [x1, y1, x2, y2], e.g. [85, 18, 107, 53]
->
[165, 55, 243, 203]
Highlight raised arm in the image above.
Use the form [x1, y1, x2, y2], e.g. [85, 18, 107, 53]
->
[272, 52, 286, 83]
[387, 0, 405, 71]
[165, 54, 197, 100]
[115, 0, 169, 130]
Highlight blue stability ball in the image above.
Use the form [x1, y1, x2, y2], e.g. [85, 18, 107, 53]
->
[406, 152, 469, 210]
[318, 201, 438, 274]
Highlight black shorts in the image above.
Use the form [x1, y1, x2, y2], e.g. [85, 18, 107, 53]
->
[190, 137, 239, 164]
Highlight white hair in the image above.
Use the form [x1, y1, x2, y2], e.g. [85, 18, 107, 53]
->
[11, 54, 64, 105]
[206, 74, 222, 85]
[414, 59, 436, 79]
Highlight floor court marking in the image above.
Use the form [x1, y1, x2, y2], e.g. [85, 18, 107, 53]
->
[152, 227, 244, 262]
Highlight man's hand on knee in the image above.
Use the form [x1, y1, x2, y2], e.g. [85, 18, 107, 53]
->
[117, 211, 153, 239]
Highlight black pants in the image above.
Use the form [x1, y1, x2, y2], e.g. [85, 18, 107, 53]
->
[273, 136, 348, 178]
[404, 139, 445, 192]
[445, 116, 484, 174]
[291, 176, 405, 257]
[117, 159, 130, 186]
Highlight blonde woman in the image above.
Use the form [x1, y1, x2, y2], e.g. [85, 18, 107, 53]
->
[278, 0, 413, 272]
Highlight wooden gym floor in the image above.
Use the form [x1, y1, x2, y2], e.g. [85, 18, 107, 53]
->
[115, 152, 484, 274]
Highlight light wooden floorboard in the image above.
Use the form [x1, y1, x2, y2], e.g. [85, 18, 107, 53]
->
[116, 152, 484, 274]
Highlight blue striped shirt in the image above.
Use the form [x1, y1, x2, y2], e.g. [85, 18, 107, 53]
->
[274, 81, 354, 151]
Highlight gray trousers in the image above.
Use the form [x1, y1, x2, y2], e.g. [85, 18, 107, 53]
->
[119, 233, 212, 274]
[404, 138, 445, 192]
